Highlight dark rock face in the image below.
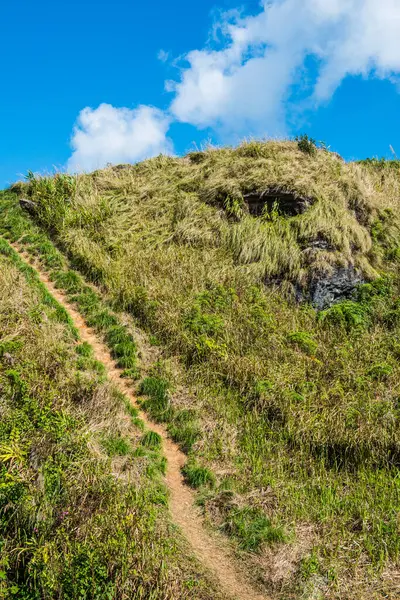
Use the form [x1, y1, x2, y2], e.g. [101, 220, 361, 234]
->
[244, 188, 314, 217]
[19, 198, 37, 215]
[267, 264, 364, 310]
[308, 266, 365, 310]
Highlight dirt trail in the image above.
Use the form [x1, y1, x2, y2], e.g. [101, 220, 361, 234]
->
[14, 244, 270, 600]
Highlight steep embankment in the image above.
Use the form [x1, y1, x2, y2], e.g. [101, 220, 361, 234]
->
[2, 140, 400, 599]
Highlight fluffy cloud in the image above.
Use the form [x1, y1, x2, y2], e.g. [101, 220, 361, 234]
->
[169, 0, 400, 136]
[67, 103, 173, 173]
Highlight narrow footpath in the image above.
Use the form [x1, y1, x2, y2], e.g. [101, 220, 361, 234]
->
[13, 243, 270, 600]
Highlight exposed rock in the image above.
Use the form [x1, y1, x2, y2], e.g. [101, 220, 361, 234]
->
[269, 265, 365, 310]
[244, 188, 314, 217]
[19, 198, 37, 215]
[308, 266, 365, 310]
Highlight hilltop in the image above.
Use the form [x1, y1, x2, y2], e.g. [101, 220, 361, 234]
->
[1, 139, 400, 599]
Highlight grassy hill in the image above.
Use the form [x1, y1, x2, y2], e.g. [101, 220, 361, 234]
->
[1, 139, 400, 599]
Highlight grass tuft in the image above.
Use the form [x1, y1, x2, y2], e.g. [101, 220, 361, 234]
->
[182, 460, 215, 489]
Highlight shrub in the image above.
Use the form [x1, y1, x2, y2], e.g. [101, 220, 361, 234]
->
[86, 309, 119, 330]
[72, 289, 101, 316]
[101, 434, 132, 457]
[168, 410, 201, 452]
[75, 342, 93, 357]
[295, 134, 317, 156]
[77, 356, 106, 377]
[54, 271, 83, 294]
[121, 366, 141, 380]
[185, 307, 224, 336]
[288, 332, 318, 356]
[318, 301, 369, 331]
[357, 277, 393, 302]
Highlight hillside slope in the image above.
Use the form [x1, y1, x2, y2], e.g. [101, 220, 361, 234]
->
[2, 140, 400, 599]
[0, 240, 224, 599]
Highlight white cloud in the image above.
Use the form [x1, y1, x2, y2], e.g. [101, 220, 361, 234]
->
[67, 103, 173, 173]
[169, 0, 400, 136]
[158, 49, 170, 63]
[67, 1, 400, 169]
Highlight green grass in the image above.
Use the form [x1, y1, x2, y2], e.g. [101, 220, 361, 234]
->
[75, 341, 93, 357]
[2, 141, 400, 597]
[141, 430, 162, 449]
[168, 410, 202, 453]
[182, 461, 215, 489]
[0, 247, 222, 600]
[138, 375, 172, 422]
[101, 433, 132, 456]
[222, 506, 286, 552]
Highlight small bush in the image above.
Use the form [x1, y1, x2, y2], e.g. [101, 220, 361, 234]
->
[0, 340, 23, 358]
[72, 289, 101, 316]
[185, 307, 224, 336]
[0, 238, 13, 256]
[105, 325, 129, 345]
[75, 342, 93, 357]
[104, 326, 137, 369]
[87, 309, 119, 330]
[187, 151, 207, 164]
[138, 376, 171, 422]
[357, 277, 393, 302]
[54, 270, 83, 294]
[77, 356, 106, 377]
[295, 134, 317, 156]
[253, 379, 274, 397]
[121, 366, 141, 380]
[168, 410, 201, 452]
[318, 301, 369, 331]
[288, 332, 318, 356]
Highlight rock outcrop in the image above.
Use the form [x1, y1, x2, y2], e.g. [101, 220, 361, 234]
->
[308, 266, 364, 310]
[244, 188, 314, 217]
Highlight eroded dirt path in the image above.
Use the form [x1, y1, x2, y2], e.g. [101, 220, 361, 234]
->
[13, 244, 270, 600]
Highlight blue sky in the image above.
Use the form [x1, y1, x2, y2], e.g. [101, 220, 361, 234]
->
[1, 0, 400, 186]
